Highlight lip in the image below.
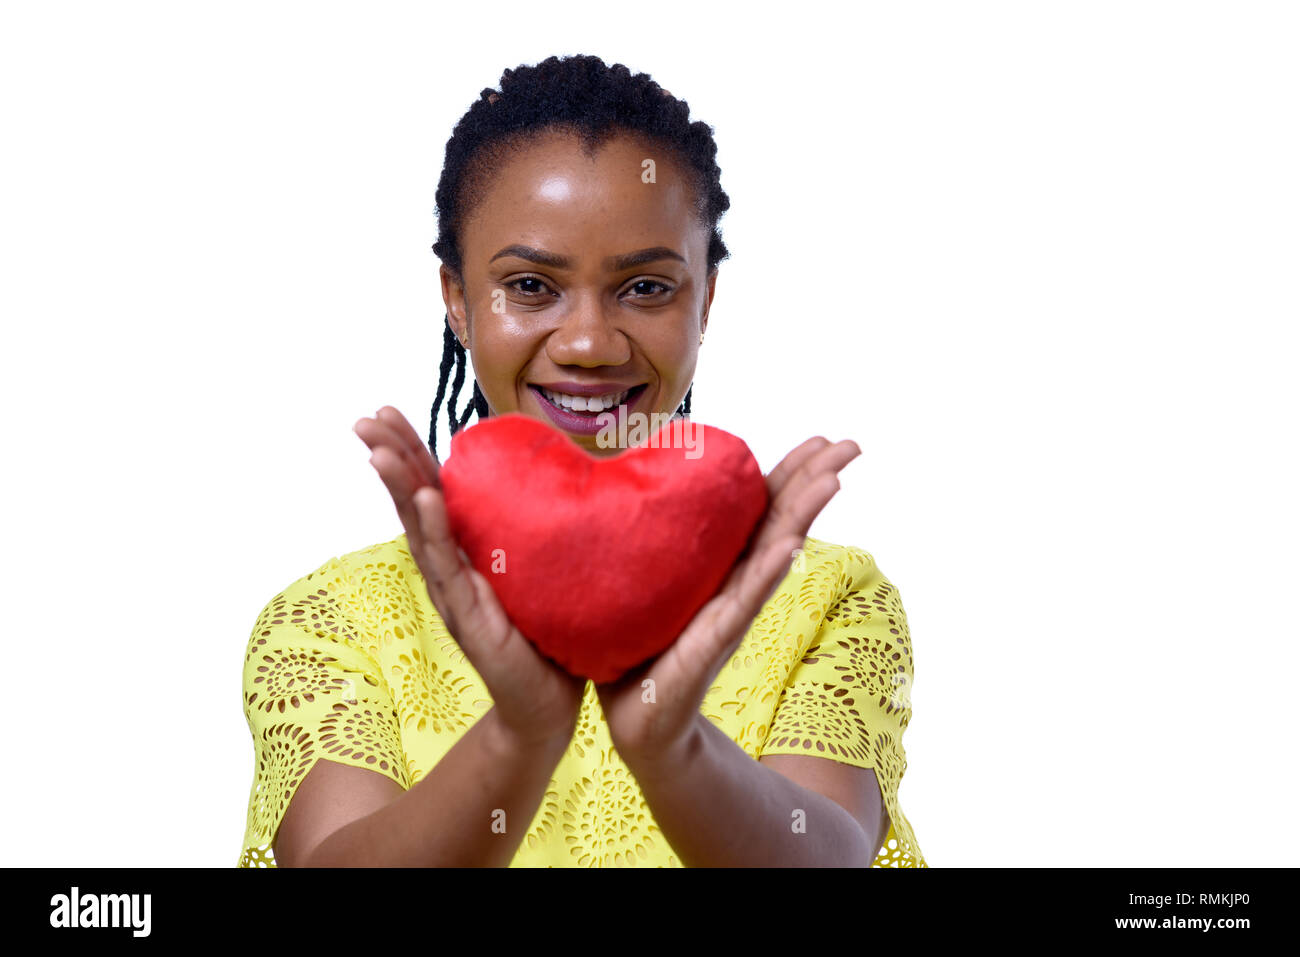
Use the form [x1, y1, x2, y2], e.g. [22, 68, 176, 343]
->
[530, 381, 643, 397]
[528, 383, 649, 436]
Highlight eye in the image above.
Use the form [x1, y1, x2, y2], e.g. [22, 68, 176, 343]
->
[624, 279, 674, 299]
[506, 275, 555, 298]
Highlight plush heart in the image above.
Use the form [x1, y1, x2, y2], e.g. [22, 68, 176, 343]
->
[438, 412, 769, 683]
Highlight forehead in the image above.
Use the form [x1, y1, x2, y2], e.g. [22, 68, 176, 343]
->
[461, 129, 707, 265]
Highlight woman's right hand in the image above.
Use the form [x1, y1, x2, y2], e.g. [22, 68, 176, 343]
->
[352, 406, 587, 751]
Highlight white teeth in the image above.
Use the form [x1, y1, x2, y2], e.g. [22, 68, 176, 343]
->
[540, 387, 632, 412]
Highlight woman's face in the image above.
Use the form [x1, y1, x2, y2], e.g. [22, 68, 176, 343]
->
[441, 128, 715, 458]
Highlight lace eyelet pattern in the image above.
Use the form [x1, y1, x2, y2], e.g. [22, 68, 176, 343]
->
[239, 535, 927, 867]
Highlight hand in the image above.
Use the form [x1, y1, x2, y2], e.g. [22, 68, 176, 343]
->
[594, 435, 863, 769]
[352, 406, 587, 751]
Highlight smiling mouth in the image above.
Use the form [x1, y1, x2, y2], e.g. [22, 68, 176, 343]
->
[529, 383, 649, 416]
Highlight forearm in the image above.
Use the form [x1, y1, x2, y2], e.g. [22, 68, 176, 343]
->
[624, 714, 875, 867]
[305, 706, 568, 867]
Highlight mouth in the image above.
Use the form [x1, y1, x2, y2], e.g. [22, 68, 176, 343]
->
[527, 383, 650, 436]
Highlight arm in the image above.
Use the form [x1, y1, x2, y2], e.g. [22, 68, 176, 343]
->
[275, 705, 568, 867]
[758, 753, 890, 855]
[621, 713, 880, 867]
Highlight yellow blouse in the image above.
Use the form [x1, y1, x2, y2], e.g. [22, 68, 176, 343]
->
[238, 532, 927, 867]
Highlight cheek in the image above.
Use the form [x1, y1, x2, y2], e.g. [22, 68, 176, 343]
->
[644, 347, 698, 415]
[655, 335, 697, 384]
[466, 318, 539, 408]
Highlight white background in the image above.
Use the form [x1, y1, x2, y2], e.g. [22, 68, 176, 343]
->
[1, 0, 1296, 867]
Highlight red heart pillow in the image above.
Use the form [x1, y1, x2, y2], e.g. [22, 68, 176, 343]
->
[439, 412, 769, 683]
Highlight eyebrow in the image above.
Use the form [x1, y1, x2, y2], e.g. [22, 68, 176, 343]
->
[488, 245, 686, 271]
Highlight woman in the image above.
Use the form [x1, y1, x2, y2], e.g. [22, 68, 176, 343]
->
[239, 54, 927, 867]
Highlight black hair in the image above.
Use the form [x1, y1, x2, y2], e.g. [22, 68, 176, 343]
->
[427, 53, 730, 458]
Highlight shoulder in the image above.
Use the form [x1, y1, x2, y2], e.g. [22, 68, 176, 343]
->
[796, 535, 890, 594]
[332, 532, 417, 576]
[251, 534, 417, 633]
[799, 535, 877, 567]
[788, 535, 907, 634]
[285, 533, 419, 593]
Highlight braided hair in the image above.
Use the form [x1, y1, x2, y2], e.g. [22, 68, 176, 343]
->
[428, 53, 731, 459]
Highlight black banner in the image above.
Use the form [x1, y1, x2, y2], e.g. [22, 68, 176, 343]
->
[7, 867, 1283, 943]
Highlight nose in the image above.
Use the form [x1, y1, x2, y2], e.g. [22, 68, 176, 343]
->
[544, 292, 633, 367]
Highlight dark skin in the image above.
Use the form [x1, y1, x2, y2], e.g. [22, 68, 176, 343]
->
[301, 129, 890, 865]
[443, 128, 708, 460]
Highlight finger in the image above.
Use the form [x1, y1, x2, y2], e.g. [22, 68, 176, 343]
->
[771, 439, 860, 518]
[775, 470, 843, 541]
[727, 534, 805, 632]
[412, 484, 485, 633]
[376, 405, 443, 488]
[697, 533, 806, 680]
[763, 438, 858, 521]
[355, 416, 435, 493]
[735, 439, 858, 564]
[744, 468, 843, 571]
[410, 488, 523, 674]
[352, 416, 391, 460]
[369, 446, 425, 551]
[798, 438, 862, 483]
[765, 437, 831, 499]
[746, 534, 809, 619]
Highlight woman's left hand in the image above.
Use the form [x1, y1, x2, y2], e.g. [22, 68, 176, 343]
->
[594, 435, 863, 768]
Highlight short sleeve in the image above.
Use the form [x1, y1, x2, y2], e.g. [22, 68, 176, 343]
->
[238, 553, 410, 867]
[758, 547, 927, 867]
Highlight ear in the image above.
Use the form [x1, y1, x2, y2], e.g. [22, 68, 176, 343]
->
[701, 267, 718, 335]
[440, 264, 469, 342]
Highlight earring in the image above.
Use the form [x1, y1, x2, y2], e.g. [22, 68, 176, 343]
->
[699, 331, 705, 344]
